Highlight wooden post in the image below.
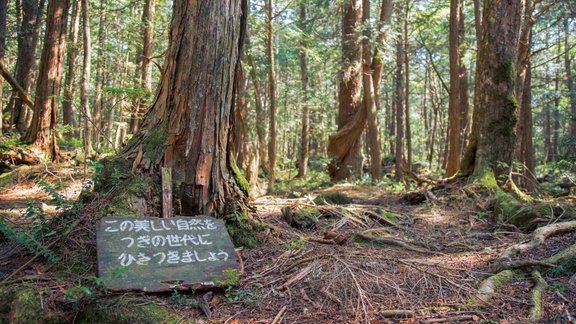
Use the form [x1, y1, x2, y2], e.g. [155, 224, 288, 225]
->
[161, 167, 172, 218]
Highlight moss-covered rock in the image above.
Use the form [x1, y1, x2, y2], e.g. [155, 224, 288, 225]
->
[223, 200, 262, 248]
[76, 297, 182, 324]
[314, 192, 352, 205]
[282, 207, 320, 230]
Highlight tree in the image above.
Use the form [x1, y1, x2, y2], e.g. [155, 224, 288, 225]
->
[110, 0, 256, 244]
[296, 0, 310, 178]
[328, 0, 363, 181]
[61, 0, 81, 134]
[12, 0, 45, 134]
[24, 0, 69, 160]
[0, 0, 7, 134]
[80, 0, 92, 155]
[446, 0, 463, 177]
[460, 0, 522, 182]
[266, 0, 278, 189]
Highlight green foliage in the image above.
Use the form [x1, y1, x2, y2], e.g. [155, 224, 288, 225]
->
[168, 290, 197, 308]
[224, 287, 260, 304]
[284, 237, 307, 250]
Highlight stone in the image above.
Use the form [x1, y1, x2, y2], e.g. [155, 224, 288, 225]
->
[97, 216, 240, 292]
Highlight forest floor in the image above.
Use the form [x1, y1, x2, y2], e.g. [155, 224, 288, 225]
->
[0, 163, 575, 323]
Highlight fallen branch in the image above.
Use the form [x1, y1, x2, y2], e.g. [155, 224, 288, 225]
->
[354, 232, 438, 255]
[528, 270, 547, 319]
[271, 305, 287, 324]
[379, 309, 414, 318]
[0, 59, 34, 108]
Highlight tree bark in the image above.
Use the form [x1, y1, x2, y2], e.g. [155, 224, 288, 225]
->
[0, 0, 7, 135]
[92, 0, 106, 149]
[120, 0, 249, 217]
[266, 0, 278, 189]
[62, 0, 80, 135]
[80, 0, 92, 155]
[328, 0, 363, 181]
[395, 35, 404, 180]
[12, 0, 44, 134]
[246, 51, 268, 174]
[467, 0, 522, 184]
[446, 0, 462, 177]
[565, 16, 576, 159]
[296, 1, 309, 178]
[24, 0, 69, 161]
[404, 1, 412, 170]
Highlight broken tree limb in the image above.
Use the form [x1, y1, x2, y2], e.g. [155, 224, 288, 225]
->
[528, 270, 547, 319]
[0, 59, 34, 108]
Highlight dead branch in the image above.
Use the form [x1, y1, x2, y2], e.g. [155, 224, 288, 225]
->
[0, 59, 34, 108]
[354, 232, 438, 255]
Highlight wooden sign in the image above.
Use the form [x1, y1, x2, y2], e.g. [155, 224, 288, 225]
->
[97, 216, 240, 292]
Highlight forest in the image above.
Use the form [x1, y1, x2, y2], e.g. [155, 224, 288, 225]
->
[0, 0, 575, 322]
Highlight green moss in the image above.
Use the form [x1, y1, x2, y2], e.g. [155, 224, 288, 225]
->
[224, 201, 261, 248]
[8, 288, 63, 324]
[314, 192, 352, 205]
[230, 155, 249, 196]
[292, 207, 321, 229]
[0, 287, 13, 314]
[77, 297, 182, 324]
[141, 122, 168, 163]
[471, 164, 499, 191]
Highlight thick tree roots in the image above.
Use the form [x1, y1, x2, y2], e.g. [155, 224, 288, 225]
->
[473, 270, 514, 303]
[528, 270, 547, 319]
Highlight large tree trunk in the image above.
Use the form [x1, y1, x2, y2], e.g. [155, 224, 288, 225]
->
[466, 0, 522, 184]
[328, 0, 363, 181]
[61, 0, 80, 135]
[266, 0, 278, 189]
[119, 0, 249, 221]
[12, 0, 44, 134]
[24, 0, 69, 160]
[92, 0, 106, 149]
[446, 0, 463, 177]
[296, 1, 309, 179]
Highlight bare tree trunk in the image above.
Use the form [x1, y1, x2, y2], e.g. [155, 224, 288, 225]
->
[24, 0, 69, 161]
[246, 52, 268, 174]
[80, 0, 92, 155]
[62, 0, 80, 135]
[129, 0, 155, 134]
[266, 0, 278, 189]
[362, 0, 382, 180]
[328, 0, 363, 181]
[404, 1, 412, 170]
[92, 0, 106, 149]
[0, 0, 7, 135]
[446, 0, 462, 177]
[395, 35, 404, 180]
[13, 0, 44, 134]
[232, 62, 248, 168]
[565, 16, 576, 159]
[296, 1, 309, 178]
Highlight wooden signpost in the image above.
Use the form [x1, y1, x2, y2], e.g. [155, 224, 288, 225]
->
[97, 216, 240, 292]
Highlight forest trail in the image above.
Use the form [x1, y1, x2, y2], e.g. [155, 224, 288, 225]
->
[1, 165, 574, 323]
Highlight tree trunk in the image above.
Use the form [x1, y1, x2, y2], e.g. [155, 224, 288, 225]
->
[296, 1, 309, 178]
[266, 0, 278, 189]
[246, 51, 268, 174]
[404, 1, 412, 170]
[328, 0, 363, 181]
[362, 0, 382, 180]
[395, 35, 404, 180]
[232, 61, 248, 169]
[80, 0, 92, 155]
[61, 0, 80, 135]
[129, 0, 155, 134]
[24, 0, 69, 161]
[12, 0, 44, 134]
[0, 0, 7, 135]
[467, 0, 522, 184]
[565, 16, 576, 159]
[446, 0, 462, 177]
[119, 0, 250, 222]
[92, 0, 106, 149]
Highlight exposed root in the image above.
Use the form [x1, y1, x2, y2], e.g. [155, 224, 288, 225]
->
[473, 270, 514, 303]
[353, 232, 437, 255]
[543, 243, 576, 265]
[499, 220, 576, 262]
[528, 270, 547, 319]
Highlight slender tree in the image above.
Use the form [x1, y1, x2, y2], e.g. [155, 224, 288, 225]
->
[0, 0, 7, 134]
[62, 0, 80, 134]
[296, 1, 310, 178]
[80, 0, 92, 155]
[266, 0, 278, 188]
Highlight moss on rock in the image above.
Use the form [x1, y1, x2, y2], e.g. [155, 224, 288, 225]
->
[224, 200, 262, 248]
[8, 288, 62, 324]
[77, 297, 182, 324]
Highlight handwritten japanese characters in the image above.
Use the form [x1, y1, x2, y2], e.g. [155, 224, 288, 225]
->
[97, 216, 240, 292]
